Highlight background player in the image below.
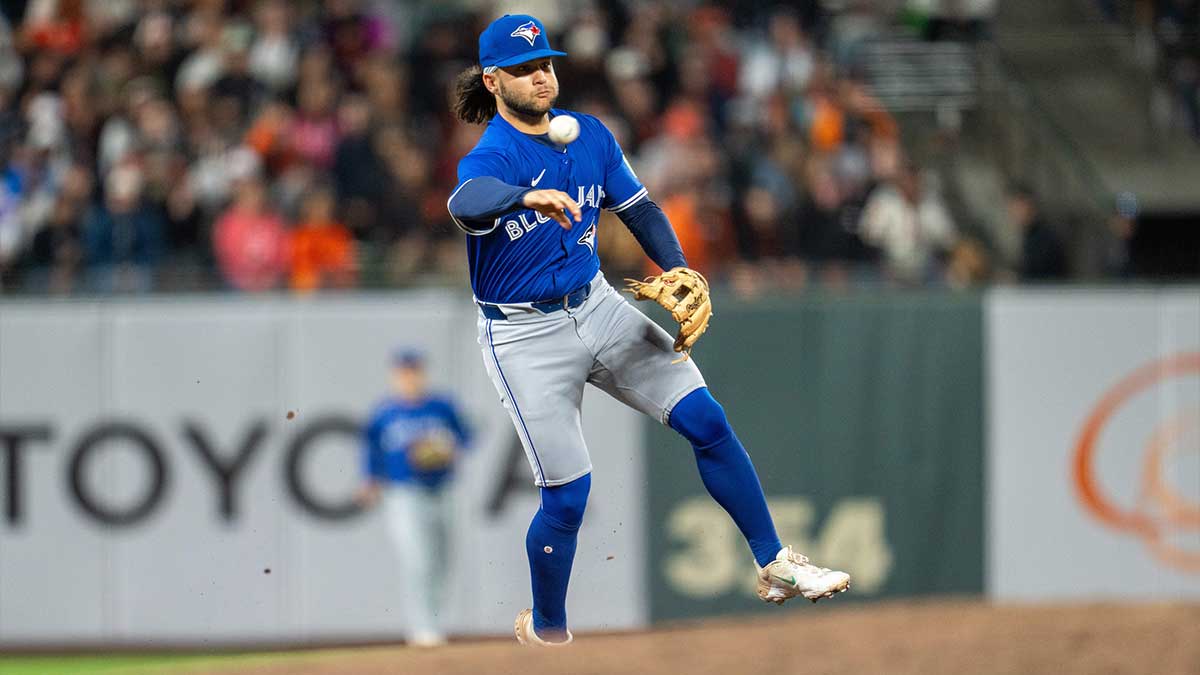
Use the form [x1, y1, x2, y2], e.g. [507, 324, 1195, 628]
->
[357, 349, 472, 647]
[447, 14, 849, 646]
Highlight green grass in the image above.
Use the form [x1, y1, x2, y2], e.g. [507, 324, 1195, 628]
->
[0, 652, 300, 675]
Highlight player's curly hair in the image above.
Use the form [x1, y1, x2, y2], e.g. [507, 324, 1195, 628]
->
[454, 65, 497, 124]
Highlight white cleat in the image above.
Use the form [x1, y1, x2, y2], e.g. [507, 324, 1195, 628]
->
[514, 608, 573, 646]
[407, 630, 447, 648]
[756, 546, 851, 605]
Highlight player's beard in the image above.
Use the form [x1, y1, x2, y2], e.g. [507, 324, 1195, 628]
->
[497, 79, 557, 121]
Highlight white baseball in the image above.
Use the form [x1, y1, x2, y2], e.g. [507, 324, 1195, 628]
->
[548, 115, 580, 144]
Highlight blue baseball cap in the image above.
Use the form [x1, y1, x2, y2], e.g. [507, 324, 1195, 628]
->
[391, 348, 425, 369]
[478, 14, 567, 69]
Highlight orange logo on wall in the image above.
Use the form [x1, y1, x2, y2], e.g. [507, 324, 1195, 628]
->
[1072, 352, 1200, 572]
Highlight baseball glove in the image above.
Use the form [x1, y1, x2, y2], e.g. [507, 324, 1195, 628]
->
[408, 431, 455, 472]
[625, 267, 712, 361]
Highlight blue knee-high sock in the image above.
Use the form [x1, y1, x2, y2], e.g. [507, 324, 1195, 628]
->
[526, 472, 590, 640]
[669, 387, 782, 568]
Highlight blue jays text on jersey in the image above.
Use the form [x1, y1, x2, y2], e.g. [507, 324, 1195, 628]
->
[501, 183, 605, 243]
[363, 396, 471, 488]
[449, 109, 647, 304]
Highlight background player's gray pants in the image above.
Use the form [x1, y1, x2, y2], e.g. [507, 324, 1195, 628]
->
[382, 483, 451, 641]
[478, 272, 706, 486]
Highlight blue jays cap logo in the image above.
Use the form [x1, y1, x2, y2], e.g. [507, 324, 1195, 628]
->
[510, 21, 540, 46]
[479, 14, 567, 69]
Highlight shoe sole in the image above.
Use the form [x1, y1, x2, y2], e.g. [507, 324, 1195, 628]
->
[759, 578, 851, 605]
[802, 577, 851, 603]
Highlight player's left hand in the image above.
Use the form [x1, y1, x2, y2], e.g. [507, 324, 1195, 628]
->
[522, 189, 582, 229]
[625, 266, 713, 361]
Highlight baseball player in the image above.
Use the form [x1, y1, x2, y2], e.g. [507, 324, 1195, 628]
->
[447, 14, 849, 646]
[358, 349, 472, 647]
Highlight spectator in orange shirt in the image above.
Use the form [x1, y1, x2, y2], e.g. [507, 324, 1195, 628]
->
[803, 65, 846, 153]
[289, 185, 356, 291]
[213, 176, 290, 291]
[21, 0, 86, 55]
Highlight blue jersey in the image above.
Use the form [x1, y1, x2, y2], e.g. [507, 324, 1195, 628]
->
[362, 395, 471, 489]
[450, 109, 647, 304]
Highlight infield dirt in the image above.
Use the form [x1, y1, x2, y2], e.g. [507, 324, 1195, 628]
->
[214, 600, 1200, 675]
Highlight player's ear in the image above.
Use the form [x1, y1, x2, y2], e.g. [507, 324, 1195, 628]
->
[482, 71, 498, 95]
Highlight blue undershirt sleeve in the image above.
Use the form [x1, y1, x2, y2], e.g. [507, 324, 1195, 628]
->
[441, 398, 473, 450]
[616, 198, 688, 272]
[447, 176, 532, 234]
[363, 413, 386, 480]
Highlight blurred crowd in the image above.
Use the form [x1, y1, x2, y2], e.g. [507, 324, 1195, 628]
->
[0, 0, 1065, 297]
[1111, 0, 1200, 142]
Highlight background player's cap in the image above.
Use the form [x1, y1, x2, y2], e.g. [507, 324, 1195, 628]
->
[391, 348, 425, 369]
[478, 14, 567, 69]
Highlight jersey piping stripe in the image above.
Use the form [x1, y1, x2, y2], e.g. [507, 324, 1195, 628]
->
[486, 318, 546, 483]
[447, 178, 502, 236]
[608, 187, 648, 213]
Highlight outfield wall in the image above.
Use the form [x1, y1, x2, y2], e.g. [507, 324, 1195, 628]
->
[639, 287, 1199, 622]
[2, 287, 1197, 644]
[0, 293, 646, 645]
[644, 292, 985, 620]
[987, 289, 1200, 599]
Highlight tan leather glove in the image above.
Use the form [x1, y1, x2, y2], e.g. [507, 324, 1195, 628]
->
[625, 267, 712, 361]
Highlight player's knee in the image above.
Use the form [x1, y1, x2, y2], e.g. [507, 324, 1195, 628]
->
[540, 473, 591, 530]
[668, 387, 733, 448]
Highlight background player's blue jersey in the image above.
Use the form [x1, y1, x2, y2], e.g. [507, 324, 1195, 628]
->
[451, 109, 646, 304]
[363, 395, 471, 488]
